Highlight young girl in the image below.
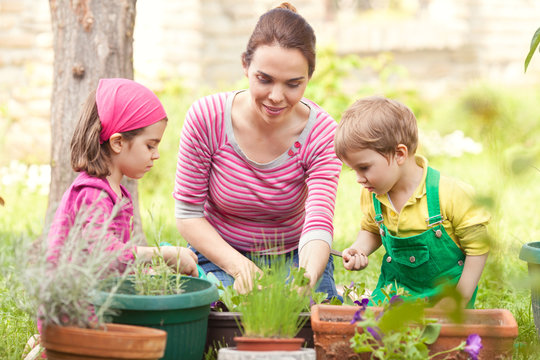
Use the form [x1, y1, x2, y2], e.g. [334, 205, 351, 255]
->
[47, 78, 198, 276]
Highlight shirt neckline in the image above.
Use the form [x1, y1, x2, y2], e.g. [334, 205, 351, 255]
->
[224, 90, 317, 169]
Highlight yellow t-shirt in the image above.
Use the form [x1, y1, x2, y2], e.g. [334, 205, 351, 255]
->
[360, 155, 490, 256]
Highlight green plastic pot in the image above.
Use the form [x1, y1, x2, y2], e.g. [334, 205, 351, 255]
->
[519, 241, 540, 339]
[93, 276, 219, 360]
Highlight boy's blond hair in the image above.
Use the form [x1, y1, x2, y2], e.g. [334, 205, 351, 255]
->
[335, 96, 418, 161]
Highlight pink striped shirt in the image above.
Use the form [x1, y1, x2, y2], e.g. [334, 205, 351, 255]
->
[174, 91, 342, 253]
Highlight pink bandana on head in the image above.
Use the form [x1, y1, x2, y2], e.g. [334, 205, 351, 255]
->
[96, 78, 167, 144]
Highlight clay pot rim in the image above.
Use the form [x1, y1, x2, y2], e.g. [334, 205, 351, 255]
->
[311, 304, 519, 337]
[41, 323, 167, 358]
[42, 323, 167, 338]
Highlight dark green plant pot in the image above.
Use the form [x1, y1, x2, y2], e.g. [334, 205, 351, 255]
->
[519, 241, 540, 339]
[93, 276, 219, 360]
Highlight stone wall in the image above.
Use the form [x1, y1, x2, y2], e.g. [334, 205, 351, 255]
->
[1, 0, 539, 165]
[0, 0, 52, 164]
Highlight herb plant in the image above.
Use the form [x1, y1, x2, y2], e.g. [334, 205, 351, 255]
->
[233, 254, 311, 339]
[132, 248, 186, 296]
[11, 203, 136, 329]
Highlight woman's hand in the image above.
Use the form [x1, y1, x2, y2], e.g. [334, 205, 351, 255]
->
[342, 247, 368, 271]
[230, 258, 263, 294]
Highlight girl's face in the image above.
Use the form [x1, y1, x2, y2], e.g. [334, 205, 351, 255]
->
[243, 44, 309, 125]
[117, 119, 167, 179]
[343, 148, 400, 195]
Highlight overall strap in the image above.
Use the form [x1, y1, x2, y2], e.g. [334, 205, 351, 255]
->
[372, 193, 384, 225]
[425, 167, 443, 226]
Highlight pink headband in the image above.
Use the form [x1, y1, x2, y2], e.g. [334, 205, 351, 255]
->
[96, 78, 167, 144]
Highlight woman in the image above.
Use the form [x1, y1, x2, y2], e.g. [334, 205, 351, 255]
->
[174, 3, 342, 298]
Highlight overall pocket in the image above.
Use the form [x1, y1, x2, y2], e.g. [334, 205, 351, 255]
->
[391, 244, 440, 285]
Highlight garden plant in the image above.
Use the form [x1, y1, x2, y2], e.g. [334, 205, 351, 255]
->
[222, 253, 311, 341]
[8, 202, 167, 359]
[1, 47, 540, 358]
[349, 296, 483, 359]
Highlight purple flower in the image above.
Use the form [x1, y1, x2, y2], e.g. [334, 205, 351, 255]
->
[350, 298, 370, 324]
[354, 298, 369, 309]
[367, 326, 382, 341]
[350, 281, 355, 287]
[350, 308, 364, 324]
[464, 334, 482, 360]
[389, 295, 403, 305]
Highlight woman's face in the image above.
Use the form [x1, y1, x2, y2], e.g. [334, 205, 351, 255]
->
[244, 44, 309, 125]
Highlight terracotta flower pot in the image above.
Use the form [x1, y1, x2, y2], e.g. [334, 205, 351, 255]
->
[311, 304, 518, 360]
[206, 311, 314, 351]
[233, 336, 305, 351]
[41, 323, 167, 360]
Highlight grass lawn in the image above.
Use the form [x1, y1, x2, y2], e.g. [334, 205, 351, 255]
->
[1, 78, 539, 358]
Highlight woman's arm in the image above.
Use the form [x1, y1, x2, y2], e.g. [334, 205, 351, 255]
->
[299, 240, 330, 288]
[176, 217, 261, 293]
[173, 95, 262, 290]
[298, 113, 342, 287]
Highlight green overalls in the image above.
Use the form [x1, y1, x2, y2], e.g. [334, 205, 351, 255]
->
[369, 167, 476, 308]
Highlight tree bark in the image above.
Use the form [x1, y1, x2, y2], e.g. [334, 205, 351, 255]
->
[47, 0, 145, 242]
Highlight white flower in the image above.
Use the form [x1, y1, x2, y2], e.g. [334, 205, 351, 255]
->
[420, 129, 482, 158]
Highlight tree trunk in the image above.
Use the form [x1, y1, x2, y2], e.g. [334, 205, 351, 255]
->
[47, 0, 145, 243]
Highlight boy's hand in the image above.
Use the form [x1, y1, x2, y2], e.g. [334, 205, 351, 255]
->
[342, 248, 368, 271]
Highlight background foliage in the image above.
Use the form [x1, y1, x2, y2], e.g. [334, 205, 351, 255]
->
[1, 49, 539, 358]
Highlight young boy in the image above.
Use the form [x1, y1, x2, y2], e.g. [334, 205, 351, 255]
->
[335, 96, 490, 308]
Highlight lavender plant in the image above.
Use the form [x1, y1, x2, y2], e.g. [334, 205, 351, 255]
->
[11, 200, 137, 329]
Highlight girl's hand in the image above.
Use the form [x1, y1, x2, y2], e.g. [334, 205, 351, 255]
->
[231, 259, 263, 294]
[342, 247, 368, 271]
[161, 246, 199, 277]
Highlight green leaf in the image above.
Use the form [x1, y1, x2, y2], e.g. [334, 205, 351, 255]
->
[378, 300, 426, 333]
[329, 296, 343, 305]
[421, 323, 441, 344]
[524, 27, 540, 72]
[413, 342, 429, 358]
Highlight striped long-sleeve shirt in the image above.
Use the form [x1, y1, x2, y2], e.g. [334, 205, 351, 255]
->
[174, 91, 342, 253]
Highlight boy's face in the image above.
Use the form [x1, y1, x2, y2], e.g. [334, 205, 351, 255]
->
[342, 148, 400, 195]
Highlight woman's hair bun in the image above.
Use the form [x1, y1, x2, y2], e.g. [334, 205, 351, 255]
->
[276, 2, 297, 13]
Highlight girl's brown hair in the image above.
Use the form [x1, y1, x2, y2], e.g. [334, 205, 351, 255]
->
[70, 90, 143, 178]
[334, 96, 419, 161]
[242, 2, 316, 77]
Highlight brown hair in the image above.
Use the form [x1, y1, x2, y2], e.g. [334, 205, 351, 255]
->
[334, 96, 418, 161]
[242, 2, 316, 77]
[70, 90, 144, 178]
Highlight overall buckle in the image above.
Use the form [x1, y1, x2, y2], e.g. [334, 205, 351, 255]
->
[425, 215, 444, 227]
